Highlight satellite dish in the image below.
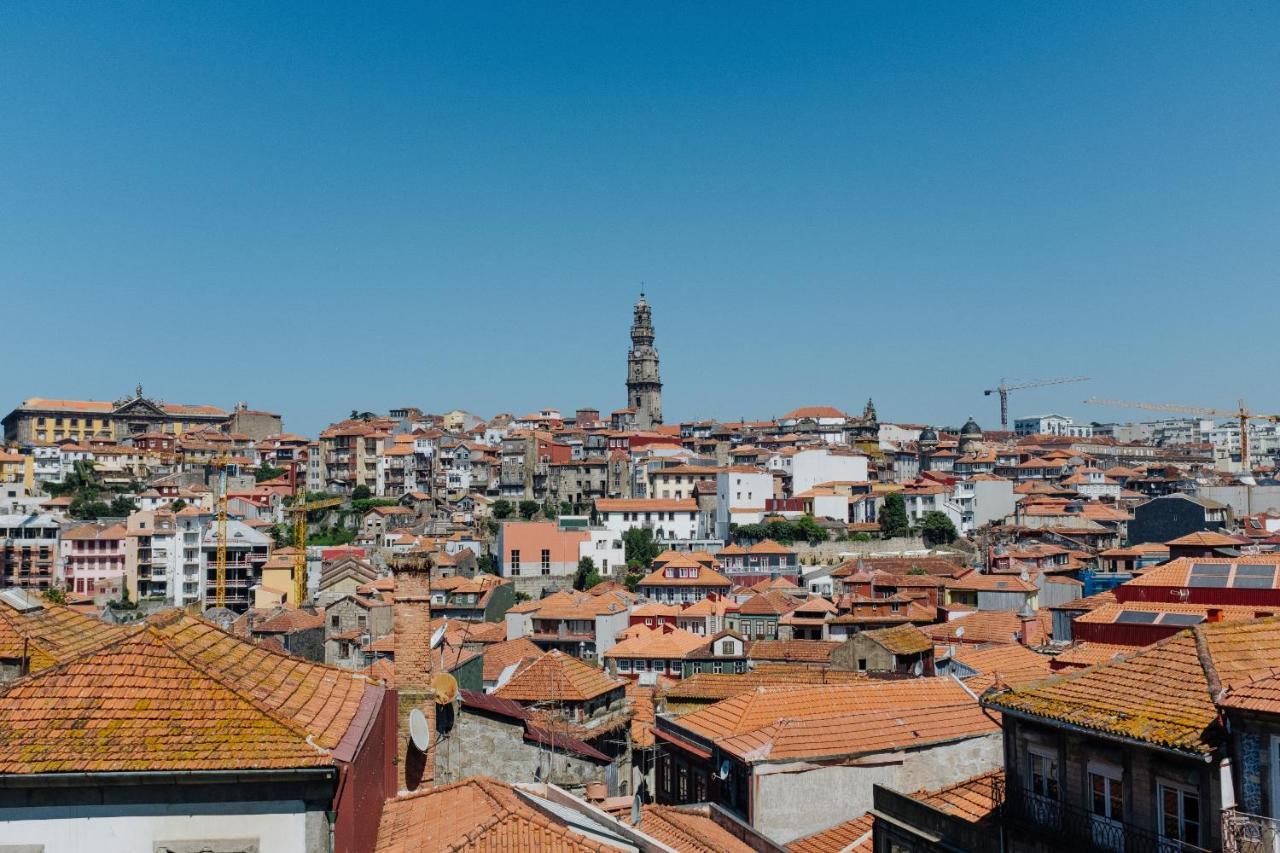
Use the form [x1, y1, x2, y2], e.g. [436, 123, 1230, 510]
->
[715, 759, 732, 781]
[408, 708, 431, 752]
[1019, 568, 1030, 582]
[431, 672, 459, 705]
[430, 621, 448, 650]
[912, 660, 924, 677]
[955, 626, 965, 638]
[495, 661, 521, 690]
[631, 792, 642, 826]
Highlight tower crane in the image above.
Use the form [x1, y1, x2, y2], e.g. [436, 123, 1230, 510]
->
[1084, 397, 1280, 473]
[209, 455, 235, 610]
[984, 377, 1090, 430]
[286, 461, 342, 605]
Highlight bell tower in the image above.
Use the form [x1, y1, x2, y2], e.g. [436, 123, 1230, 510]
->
[626, 293, 663, 429]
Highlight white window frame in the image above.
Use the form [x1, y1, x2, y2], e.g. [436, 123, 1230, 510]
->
[1156, 778, 1201, 849]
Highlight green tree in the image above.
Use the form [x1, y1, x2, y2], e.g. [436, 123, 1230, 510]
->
[735, 523, 768, 543]
[492, 500, 514, 520]
[623, 570, 644, 592]
[920, 511, 958, 546]
[622, 527, 661, 567]
[879, 493, 910, 538]
[108, 495, 138, 517]
[518, 500, 539, 520]
[42, 587, 66, 605]
[573, 556, 603, 590]
[169, 498, 187, 512]
[351, 484, 372, 501]
[477, 553, 499, 575]
[794, 515, 826, 545]
[255, 463, 286, 482]
[69, 496, 111, 520]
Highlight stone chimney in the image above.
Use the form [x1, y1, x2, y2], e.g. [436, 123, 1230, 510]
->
[1018, 601, 1042, 645]
[392, 554, 435, 792]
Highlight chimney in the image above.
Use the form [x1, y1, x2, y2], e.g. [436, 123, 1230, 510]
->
[1018, 601, 1040, 645]
[1206, 608, 1225, 624]
[392, 554, 436, 792]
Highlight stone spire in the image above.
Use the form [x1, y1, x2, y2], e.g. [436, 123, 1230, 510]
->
[626, 293, 663, 428]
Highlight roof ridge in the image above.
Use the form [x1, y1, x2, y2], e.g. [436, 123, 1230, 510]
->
[0, 622, 149, 690]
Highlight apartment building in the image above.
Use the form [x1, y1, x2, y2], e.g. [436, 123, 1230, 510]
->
[0, 514, 59, 590]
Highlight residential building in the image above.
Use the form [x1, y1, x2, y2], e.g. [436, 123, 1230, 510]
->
[790, 448, 869, 496]
[503, 588, 634, 661]
[595, 497, 703, 543]
[635, 555, 733, 604]
[59, 521, 128, 599]
[715, 539, 799, 585]
[0, 513, 60, 590]
[1128, 493, 1231, 546]
[1014, 413, 1092, 437]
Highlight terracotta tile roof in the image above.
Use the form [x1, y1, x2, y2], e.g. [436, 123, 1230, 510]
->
[665, 666, 867, 703]
[863, 623, 933, 655]
[716, 700, 998, 762]
[630, 805, 757, 853]
[986, 617, 1280, 754]
[375, 775, 616, 852]
[831, 555, 964, 578]
[1165, 531, 1250, 547]
[626, 681, 657, 748]
[1218, 667, 1280, 713]
[605, 627, 707, 660]
[518, 589, 634, 619]
[1050, 642, 1137, 670]
[739, 589, 801, 616]
[946, 569, 1037, 593]
[594, 498, 698, 512]
[481, 637, 543, 682]
[638, 565, 732, 588]
[674, 678, 975, 741]
[782, 406, 847, 420]
[787, 813, 874, 853]
[1123, 556, 1280, 590]
[952, 644, 1053, 687]
[1075, 601, 1263, 628]
[0, 600, 130, 674]
[923, 610, 1053, 646]
[747, 639, 840, 664]
[910, 769, 1004, 823]
[251, 606, 326, 634]
[493, 650, 623, 703]
[0, 611, 375, 774]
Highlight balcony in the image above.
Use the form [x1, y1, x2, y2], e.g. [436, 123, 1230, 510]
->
[1001, 782, 1211, 853]
[1224, 809, 1280, 853]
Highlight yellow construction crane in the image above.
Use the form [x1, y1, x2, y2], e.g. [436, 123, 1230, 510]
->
[286, 461, 342, 605]
[1084, 397, 1280, 472]
[209, 455, 236, 609]
[984, 377, 1089, 430]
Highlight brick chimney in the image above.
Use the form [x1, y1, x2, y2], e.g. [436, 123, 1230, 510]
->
[392, 554, 436, 792]
[1018, 601, 1042, 646]
[1206, 608, 1224, 624]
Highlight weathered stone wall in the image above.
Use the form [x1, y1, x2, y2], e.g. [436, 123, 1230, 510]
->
[436, 711, 612, 795]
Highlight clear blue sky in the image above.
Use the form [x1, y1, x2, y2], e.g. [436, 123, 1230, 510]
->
[3, 3, 1278, 436]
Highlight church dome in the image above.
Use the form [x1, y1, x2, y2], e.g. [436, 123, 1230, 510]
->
[919, 426, 938, 443]
[960, 417, 982, 437]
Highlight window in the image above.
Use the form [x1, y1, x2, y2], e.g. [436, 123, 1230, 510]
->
[541, 548, 550, 570]
[330, 615, 340, 629]
[857, 657, 868, 671]
[510, 549, 520, 573]
[1089, 763, 1124, 851]
[713, 661, 722, 674]
[720, 640, 735, 655]
[1158, 782, 1200, 848]
[1029, 748, 1060, 800]
[618, 659, 631, 672]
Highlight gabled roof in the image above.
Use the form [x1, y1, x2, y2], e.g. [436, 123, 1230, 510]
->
[493, 650, 623, 703]
[628, 805, 758, 853]
[605, 627, 707, 660]
[664, 666, 866, 703]
[480, 637, 543, 683]
[1166, 530, 1249, 547]
[986, 618, 1280, 755]
[0, 611, 375, 774]
[0, 598, 130, 673]
[788, 812, 874, 853]
[738, 590, 801, 616]
[923, 609, 1053, 646]
[375, 775, 617, 852]
[862, 623, 933, 655]
[747, 639, 840, 664]
[637, 564, 732, 588]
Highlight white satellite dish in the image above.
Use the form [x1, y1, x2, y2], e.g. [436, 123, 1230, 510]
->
[408, 707, 431, 752]
[495, 661, 521, 690]
[630, 792, 642, 826]
[715, 759, 731, 781]
[1019, 568, 1030, 582]
[429, 621, 448, 650]
[912, 660, 924, 677]
[955, 626, 965, 638]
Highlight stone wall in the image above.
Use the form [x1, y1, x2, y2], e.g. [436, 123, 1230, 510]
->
[435, 711, 613, 795]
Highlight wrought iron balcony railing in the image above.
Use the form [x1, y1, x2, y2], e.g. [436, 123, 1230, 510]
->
[1001, 781, 1211, 853]
[1223, 808, 1280, 853]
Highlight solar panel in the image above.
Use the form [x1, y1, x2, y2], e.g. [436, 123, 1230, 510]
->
[1116, 610, 1160, 624]
[1188, 576, 1229, 588]
[1160, 613, 1204, 626]
[1232, 577, 1276, 589]
[1236, 564, 1277, 578]
[1189, 563, 1231, 576]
